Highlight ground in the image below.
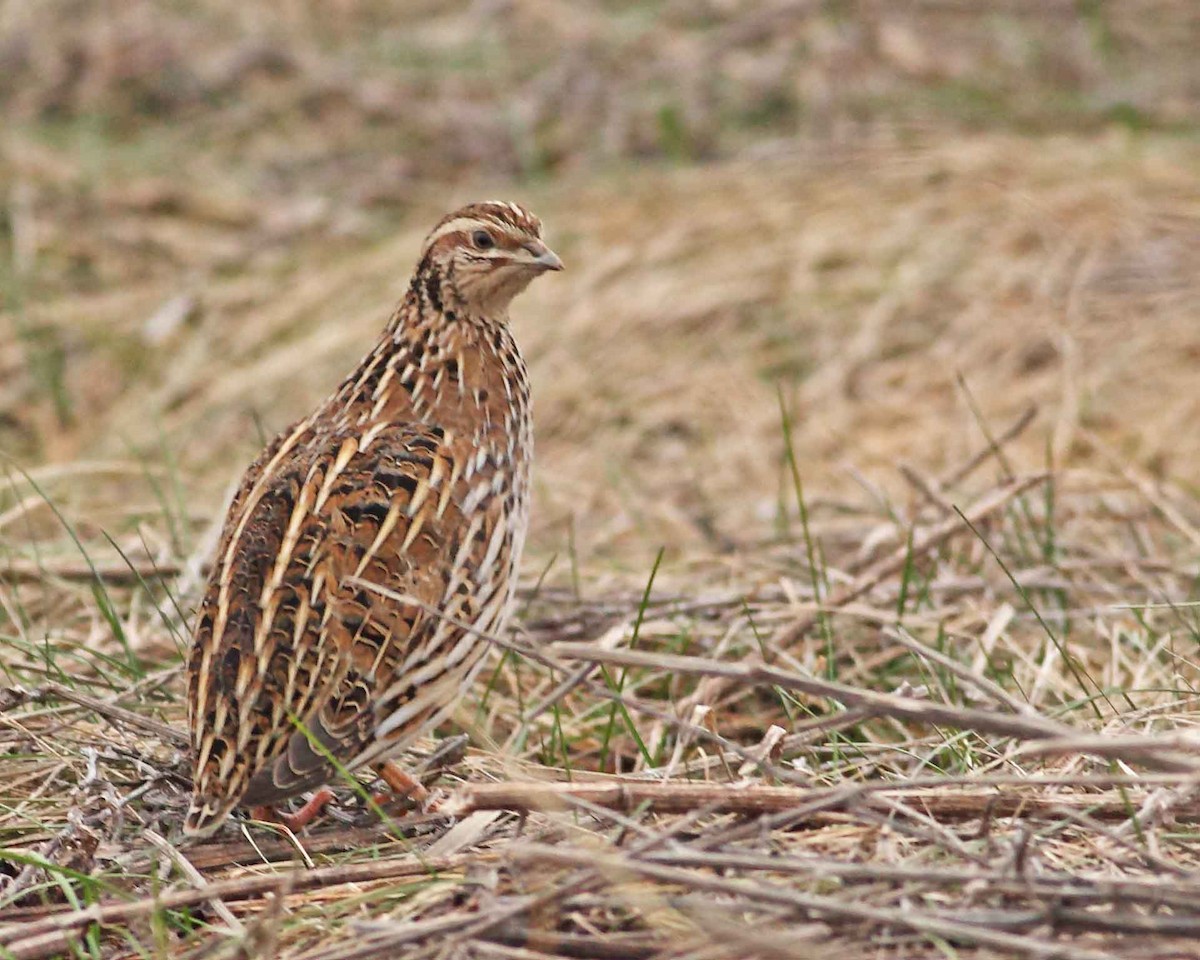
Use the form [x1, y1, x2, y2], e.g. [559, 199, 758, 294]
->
[2, 3, 1200, 958]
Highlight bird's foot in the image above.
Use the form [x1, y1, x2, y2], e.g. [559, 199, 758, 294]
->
[251, 786, 336, 832]
[370, 760, 444, 813]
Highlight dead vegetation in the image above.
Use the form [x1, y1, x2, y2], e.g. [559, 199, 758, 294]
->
[3, 2, 1200, 958]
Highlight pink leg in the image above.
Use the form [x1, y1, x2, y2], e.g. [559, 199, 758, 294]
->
[370, 760, 431, 808]
[252, 786, 336, 831]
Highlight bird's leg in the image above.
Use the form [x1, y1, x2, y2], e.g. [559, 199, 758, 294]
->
[251, 786, 336, 832]
[369, 760, 430, 809]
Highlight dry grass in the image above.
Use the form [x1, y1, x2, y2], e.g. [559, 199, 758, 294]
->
[4, 3, 1200, 958]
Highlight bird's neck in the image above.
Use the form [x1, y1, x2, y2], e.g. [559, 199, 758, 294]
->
[327, 284, 531, 456]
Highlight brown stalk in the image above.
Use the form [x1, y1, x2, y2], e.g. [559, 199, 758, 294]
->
[31, 682, 188, 746]
[0, 559, 184, 585]
[447, 779, 1200, 823]
[546, 643, 1200, 772]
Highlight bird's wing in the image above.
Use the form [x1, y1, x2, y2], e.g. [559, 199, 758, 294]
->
[185, 420, 485, 834]
[208, 418, 304, 568]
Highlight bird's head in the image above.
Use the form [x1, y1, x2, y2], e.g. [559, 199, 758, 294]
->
[418, 201, 563, 316]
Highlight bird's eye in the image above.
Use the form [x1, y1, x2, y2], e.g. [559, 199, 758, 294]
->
[472, 230, 495, 250]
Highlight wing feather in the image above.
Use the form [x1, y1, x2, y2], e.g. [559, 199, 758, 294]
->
[185, 422, 469, 834]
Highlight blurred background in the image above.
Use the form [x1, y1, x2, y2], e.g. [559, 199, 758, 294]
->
[2, 0, 1198, 573]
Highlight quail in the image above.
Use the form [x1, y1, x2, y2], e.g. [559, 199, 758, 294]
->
[185, 202, 561, 836]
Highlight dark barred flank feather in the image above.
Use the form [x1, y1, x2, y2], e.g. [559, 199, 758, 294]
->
[185, 202, 562, 837]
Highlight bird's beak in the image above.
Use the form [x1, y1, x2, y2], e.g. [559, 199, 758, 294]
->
[524, 241, 564, 272]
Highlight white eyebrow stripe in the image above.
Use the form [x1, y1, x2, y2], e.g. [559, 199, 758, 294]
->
[421, 216, 527, 256]
[421, 218, 482, 252]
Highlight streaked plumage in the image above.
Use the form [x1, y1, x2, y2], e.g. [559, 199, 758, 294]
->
[184, 202, 561, 837]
